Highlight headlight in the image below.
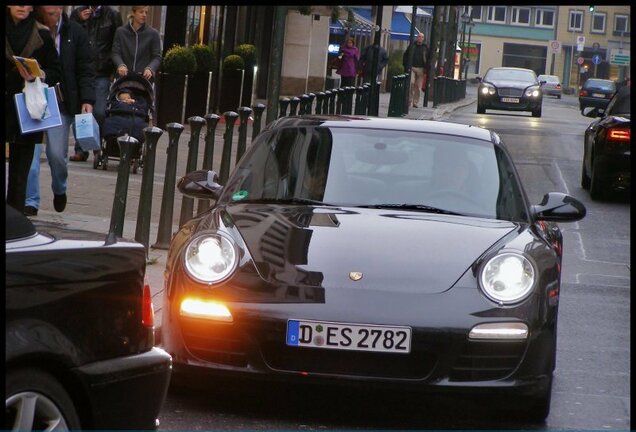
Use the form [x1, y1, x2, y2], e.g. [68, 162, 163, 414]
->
[479, 252, 536, 304]
[480, 84, 496, 96]
[525, 86, 541, 97]
[183, 232, 239, 284]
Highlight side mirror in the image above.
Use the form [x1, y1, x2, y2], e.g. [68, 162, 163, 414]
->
[475, 76, 482, 82]
[531, 192, 586, 222]
[539, 80, 547, 85]
[582, 106, 604, 118]
[177, 170, 223, 200]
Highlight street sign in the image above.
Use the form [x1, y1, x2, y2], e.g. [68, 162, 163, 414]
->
[577, 56, 585, 65]
[576, 35, 586, 45]
[610, 49, 630, 66]
[592, 54, 602, 65]
[549, 40, 561, 54]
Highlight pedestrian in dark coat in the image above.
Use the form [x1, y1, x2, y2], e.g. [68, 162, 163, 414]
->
[69, 5, 122, 161]
[5, 5, 62, 213]
[358, 43, 389, 83]
[111, 6, 162, 82]
[24, 6, 96, 216]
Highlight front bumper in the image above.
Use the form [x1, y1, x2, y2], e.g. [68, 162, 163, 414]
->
[73, 347, 172, 430]
[479, 95, 542, 112]
[162, 285, 556, 398]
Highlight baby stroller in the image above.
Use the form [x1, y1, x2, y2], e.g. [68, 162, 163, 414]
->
[93, 73, 154, 173]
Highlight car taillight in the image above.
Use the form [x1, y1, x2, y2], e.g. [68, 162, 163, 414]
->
[608, 128, 630, 141]
[579, 89, 588, 97]
[142, 274, 154, 327]
[555, 84, 561, 89]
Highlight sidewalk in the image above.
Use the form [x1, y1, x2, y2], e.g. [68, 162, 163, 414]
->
[30, 81, 478, 331]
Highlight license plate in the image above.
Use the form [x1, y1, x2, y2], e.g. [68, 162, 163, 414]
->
[501, 97, 520, 103]
[592, 93, 604, 98]
[286, 319, 411, 354]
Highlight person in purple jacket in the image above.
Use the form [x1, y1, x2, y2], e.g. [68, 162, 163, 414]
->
[336, 37, 359, 87]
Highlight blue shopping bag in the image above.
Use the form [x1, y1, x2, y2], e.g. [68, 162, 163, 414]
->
[74, 113, 101, 151]
[14, 87, 62, 134]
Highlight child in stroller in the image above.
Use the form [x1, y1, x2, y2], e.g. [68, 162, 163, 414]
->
[94, 74, 153, 173]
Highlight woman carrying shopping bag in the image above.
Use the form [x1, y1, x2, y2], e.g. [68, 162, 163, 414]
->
[5, 5, 61, 213]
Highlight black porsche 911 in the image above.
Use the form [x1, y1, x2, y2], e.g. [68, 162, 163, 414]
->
[581, 84, 630, 199]
[161, 116, 586, 422]
[477, 67, 544, 117]
[6, 205, 172, 430]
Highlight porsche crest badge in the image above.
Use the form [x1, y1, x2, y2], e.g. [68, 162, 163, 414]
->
[349, 272, 363, 281]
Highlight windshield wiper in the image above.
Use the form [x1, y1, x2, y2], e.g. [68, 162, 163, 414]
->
[357, 203, 464, 215]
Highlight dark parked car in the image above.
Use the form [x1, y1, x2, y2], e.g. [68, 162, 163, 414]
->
[6, 205, 172, 430]
[477, 67, 544, 117]
[581, 85, 631, 199]
[537, 74, 562, 99]
[161, 115, 586, 422]
[578, 78, 616, 112]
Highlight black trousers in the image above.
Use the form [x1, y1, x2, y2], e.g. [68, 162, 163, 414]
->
[340, 76, 356, 87]
[6, 141, 36, 213]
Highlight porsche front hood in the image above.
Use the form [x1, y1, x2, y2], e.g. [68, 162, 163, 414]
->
[226, 204, 518, 295]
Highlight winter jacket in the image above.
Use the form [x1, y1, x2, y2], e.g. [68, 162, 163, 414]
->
[56, 13, 96, 115]
[403, 42, 429, 70]
[336, 45, 359, 78]
[358, 44, 389, 76]
[5, 13, 62, 143]
[70, 6, 122, 78]
[111, 22, 162, 77]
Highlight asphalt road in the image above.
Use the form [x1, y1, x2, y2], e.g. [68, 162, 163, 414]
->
[157, 93, 630, 429]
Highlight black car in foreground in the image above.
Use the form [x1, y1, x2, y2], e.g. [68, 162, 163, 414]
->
[6, 205, 172, 430]
[581, 85, 631, 199]
[161, 116, 586, 422]
[477, 67, 544, 117]
[578, 78, 616, 112]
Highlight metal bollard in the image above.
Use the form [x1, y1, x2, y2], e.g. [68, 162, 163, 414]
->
[279, 97, 290, 118]
[299, 94, 309, 115]
[135, 127, 163, 255]
[289, 97, 300, 116]
[108, 135, 140, 238]
[153, 122, 184, 250]
[236, 106, 252, 164]
[197, 114, 221, 214]
[348, 87, 357, 114]
[251, 103, 266, 141]
[335, 88, 343, 114]
[323, 90, 331, 114]
[329, 89, 337, 114]
[361, 84, 370, 114]
[178, 116, 206, 228]
[315, 92, 325, 115]
[308, 93, 316, 114]
[219, 111, 239, 184]
[354, 86, 364, 115]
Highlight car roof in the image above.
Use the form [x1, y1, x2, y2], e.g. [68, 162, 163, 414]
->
[268, 115, 495, 142]
[585, 78, 615, 84]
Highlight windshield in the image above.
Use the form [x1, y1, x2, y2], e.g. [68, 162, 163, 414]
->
[485, 68, 537, 82]
[219, 127, 529, 221]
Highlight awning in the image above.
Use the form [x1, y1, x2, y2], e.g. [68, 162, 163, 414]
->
[391, 12, 420, 41]
[394, 5, 432, 17]
[329, 8, 375, 35]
